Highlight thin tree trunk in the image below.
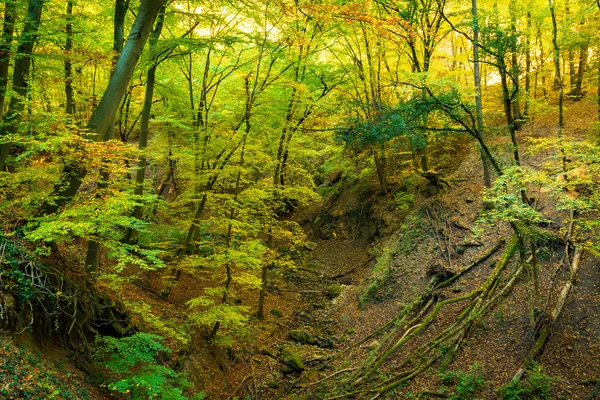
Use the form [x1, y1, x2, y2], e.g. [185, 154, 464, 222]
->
[499, 62, 521, 166]
[473, 0, 491, 187]
[257, 263, 268, 320]
[0, 0, 17, 116]
[64, 0, 75, 116]
[509, 0, 521, 130]
[571, 44, 588, 99]
[523, 11, 532, 118]
[549, 0, 567, 179]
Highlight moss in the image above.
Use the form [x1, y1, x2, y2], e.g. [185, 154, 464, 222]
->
[328, 284, 342, 298]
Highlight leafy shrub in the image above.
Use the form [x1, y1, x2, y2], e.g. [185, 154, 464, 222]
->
[440, 362, 486, 400]
[499, 363, 553, 399]
[92, 333, 201, 399]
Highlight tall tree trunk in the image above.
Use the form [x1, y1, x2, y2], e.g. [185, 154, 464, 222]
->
[123, 5, 166, 244]
[0, 0, 17, 116]
[0, 0, 43, 171]
[523, 11, 532, 118]
[473, 0, 491, 187]
[499, 60, 521, 166]
[549, 0, 567, 179]
[64, 0, 75, 116]
[571, 44, 588, 99]
[509, 0, 521, 131]
[41, 0, 167, 216]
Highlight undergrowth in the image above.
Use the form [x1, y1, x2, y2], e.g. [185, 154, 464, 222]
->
[499, 363, 553, 400]
[91, 332, 204, 400]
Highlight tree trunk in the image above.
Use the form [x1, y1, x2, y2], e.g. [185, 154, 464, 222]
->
[0, 0, 43, 171]
[523, 11, 532, 118]
[0, 0, 17, 116]
[571, 44, 588, 99]
[257, 263, 268, 320]
[473, 0, 491, 187]
[549, 0, 567, 179]
[499, 61, 521, 166]
[40, 0, 167, 216]
[509, 0, 521, 131]
[123, 5, 166, 244]
[64, 0, 75, 116]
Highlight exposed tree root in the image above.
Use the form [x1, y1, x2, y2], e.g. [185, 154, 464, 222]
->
[307, 235, 521, 399]
[0, 238, 134, 363]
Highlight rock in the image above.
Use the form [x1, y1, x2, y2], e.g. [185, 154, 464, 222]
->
[307, 337, 318, 345]
[327, 283, 341, 298]
[260, 348, 277, 360]
[367, 340, 380, 351]
[289, 330, 309, 344]
[346, 328, 355, 335]
[270, 309, 283, 318]
[465, 194, 477, 203]
[267, 379, 280, 389]
[280, 348, 304, 371]
[304, 241, 318, 251]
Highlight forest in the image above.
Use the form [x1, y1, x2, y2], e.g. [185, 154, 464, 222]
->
[0, 0, 599, 398]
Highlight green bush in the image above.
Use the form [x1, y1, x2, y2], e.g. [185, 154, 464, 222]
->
[92, 333, 202, 399]
[440, 362, 486, 400]
[499, 363, 553, 399]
